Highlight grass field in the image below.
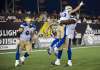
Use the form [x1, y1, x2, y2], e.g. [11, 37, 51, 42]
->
[0, 46, 100, 70]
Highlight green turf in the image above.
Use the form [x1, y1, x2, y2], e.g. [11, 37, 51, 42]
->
[0, 46, 100, 70]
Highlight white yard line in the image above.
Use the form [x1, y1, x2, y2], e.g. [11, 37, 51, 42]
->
[0, 46, 100, 54]
[0, 50, 46, 54]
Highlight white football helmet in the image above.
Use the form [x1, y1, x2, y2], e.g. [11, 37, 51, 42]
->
[65, 6, 72, 12]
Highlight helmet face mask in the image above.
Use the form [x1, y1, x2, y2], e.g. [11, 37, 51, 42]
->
[65, 6, 72, 12]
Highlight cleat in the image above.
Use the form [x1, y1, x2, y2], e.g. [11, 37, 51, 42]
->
[51, 60, 60, 66]
[15, 60, 20, 67]
[55, 60, 60, 65]
[67, 60, 72, 66]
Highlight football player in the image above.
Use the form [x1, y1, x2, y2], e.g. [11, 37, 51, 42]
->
[47, 17, 65, 65]
[15, 17, 36, 67]
[51, 1, 84, 66]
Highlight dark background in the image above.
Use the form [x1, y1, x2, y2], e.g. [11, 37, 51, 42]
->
[0, 0, 100, 16]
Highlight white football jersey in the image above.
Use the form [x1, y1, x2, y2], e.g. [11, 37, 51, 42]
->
[20, 23, 36, 41]
[59, 10, 76, 39]
[59, 10, 70, 21]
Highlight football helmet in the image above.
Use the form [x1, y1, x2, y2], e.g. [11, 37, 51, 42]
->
[65, 6, 72, 12]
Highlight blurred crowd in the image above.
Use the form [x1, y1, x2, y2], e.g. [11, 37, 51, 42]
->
[0, 9, 100, 24]
[0, 10, 56, 22]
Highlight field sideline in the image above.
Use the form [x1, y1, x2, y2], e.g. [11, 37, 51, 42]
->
[0, 46, 100, 70]
[0, 46, 100, 54]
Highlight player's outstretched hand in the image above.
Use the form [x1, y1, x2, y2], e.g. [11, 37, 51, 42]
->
[80, 1, 84, 6]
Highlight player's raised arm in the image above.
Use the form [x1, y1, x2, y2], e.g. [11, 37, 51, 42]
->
[69, 1, 84, 14]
